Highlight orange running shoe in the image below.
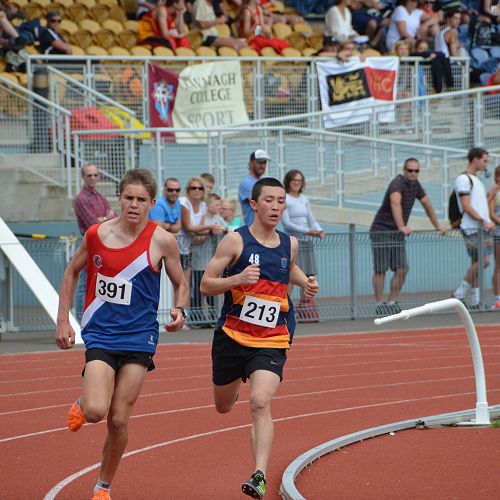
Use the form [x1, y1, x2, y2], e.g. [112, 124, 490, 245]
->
[91, 489, 111, 500]
[67, 400, 85, 432]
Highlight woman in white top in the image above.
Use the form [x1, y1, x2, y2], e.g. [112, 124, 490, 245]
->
[385, 0, 437, 51]
[324, 0, 359, 42]
[178, 177, 221, 321]
[282, 169, 324, 321]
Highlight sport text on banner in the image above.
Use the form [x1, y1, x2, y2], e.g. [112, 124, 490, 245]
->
[148, 62, 178, 138]
[317, 57, 399, 128]
[172, 60, 249, 142]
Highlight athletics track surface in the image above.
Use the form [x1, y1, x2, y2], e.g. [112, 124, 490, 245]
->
[1, 324, 499, 499]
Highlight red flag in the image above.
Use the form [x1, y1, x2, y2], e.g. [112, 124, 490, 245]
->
[364, 67, 397, 101]
[148, 62, 178, 136]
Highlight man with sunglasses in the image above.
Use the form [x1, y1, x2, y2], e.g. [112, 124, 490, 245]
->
[148, 177, 182, 234]
[39, 10, 71, 55]
[370, 158, 445, 315]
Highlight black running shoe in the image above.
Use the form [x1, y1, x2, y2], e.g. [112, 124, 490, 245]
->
[242, 470, 266, 499]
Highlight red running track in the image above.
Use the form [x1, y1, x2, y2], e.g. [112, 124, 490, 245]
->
[1, 326, 499, 499]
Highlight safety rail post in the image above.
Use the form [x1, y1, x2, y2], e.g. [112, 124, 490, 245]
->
[335, 136, 344, 208]
[478, 229, 485, 311]
[374, 298, 490, 424]
[474, 91, 483, 147]
[349, 224, 357, 320]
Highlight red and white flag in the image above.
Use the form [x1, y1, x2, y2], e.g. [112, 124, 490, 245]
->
[317, 57, 398, 128]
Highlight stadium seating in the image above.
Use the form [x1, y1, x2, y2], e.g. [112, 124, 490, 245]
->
[218, 46, 238, 57]
[152, 46, 174, 57]
[129, 45, 152, 57]
[196, 46, 217, 58]
[108, 46, 130, 57]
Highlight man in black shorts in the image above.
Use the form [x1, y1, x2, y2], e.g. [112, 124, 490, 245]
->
[200, 177, 319, 498]
[370, 158, 445, 314]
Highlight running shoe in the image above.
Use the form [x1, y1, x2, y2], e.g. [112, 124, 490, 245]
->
[91, 489, 111, 500]
[67, 399, 85, 432]
[242, 470, 266, 499]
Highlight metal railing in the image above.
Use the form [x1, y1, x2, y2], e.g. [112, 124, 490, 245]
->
[0, 75, 72, 191]
[2, 228, 498, 332]
[26, 55, 470, 125]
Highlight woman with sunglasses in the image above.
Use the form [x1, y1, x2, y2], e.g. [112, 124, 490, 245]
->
[178, 177, 224, 324]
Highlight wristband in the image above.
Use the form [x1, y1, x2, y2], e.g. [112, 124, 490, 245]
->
[175, 306, 187, 318]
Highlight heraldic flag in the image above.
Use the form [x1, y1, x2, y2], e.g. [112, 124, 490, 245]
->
[148, 62, 178, 136]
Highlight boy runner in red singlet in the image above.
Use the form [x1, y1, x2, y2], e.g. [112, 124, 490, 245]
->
[55, 169, 189, 500]
[200, 177, 319, 498]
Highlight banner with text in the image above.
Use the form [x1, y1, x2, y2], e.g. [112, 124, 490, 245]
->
[148, 62, 178, 138]
[317, 57, 399, 128]
[172, 60, 249, 141]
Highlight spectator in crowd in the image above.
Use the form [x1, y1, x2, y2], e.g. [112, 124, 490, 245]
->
[220, 197, 242, 231]
[324, 0, 360, 43]
[200, 171, 215, 194]
[315, 34, 339, 55]
[418, 0, 443, 24]
[370, 158, 445, 315]
[178, 177, 224, 323]
[385, 0, 440, 51]
[74, 164, 116, 237]
[0, 7, 22, 50]
[238, 149, 270, 225]
[478, 0, 500, 23]
[453, 147, 495, 309]
[136, 0, 155, 19]
[260, 0, 304, 26]
[350, 0, 390, 50]
[38, 10, 71, 55]
[487, 164, 500, 308]
[137, 0, 191, 50]
[484, 63, 500, 91]
[434, 9, 464, 57]
[238, 0, 290, 54]
[191, 193, 227, 325]
[200, 177, 319, 500]
[56, 169, 188, 500]
[192, 0, 247, 51]
[148, 177, 182, 234]
[73, 164, 116, 321]
[282, 169, 324, 321]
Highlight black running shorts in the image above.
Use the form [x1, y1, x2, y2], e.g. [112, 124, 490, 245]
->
[211, 329, 287, 386]
[84, 348, 155, 374]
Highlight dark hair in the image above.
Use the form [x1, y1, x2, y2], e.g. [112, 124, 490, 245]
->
[46, 10, 61, 21]
[251, 177, 284, 201]
[119, 168, 157, 200]
[164, 177, 179, 187]
[468, 147, 488, 163]
[445, 9, 461, 19]
[403, 157, 419, 169]
[495, 165, 500, 179]
[283, 169, 305, 194]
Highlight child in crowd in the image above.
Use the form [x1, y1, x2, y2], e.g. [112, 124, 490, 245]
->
[220, 197, 242, 231]
[191, 193, 227, 326]
[200, 172, 215, 195]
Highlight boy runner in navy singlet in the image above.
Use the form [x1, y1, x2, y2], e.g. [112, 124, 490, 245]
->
[200, 177, 319, 498]
[55, 169, 189, 500]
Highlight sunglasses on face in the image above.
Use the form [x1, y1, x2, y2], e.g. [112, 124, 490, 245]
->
[50, 18, 62, 23]
[189, 186, 204, 191]
[166, 188, 181, 193]
[406, 168, 420, 173]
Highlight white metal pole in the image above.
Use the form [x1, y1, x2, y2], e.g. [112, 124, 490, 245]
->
[374, 298, 490, 424]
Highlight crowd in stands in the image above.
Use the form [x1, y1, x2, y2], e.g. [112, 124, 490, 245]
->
[0, 0, 498, 87]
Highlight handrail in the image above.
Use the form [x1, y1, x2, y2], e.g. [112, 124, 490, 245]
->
[46, 66, 136, 116]
[374, 298, 490, 425]
[0, 75, 71, 116]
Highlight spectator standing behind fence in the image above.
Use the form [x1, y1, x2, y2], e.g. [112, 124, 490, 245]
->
[56, 169, 188, 500]
[239, 149, 270, 226]
[453, 148, 495, 309]
[370, 158, 445, 315]
[191, 193, 228, 325]
[221, 197, 242, 231]
[148, 177, 182, 234]
[282, 169, 324, 321]
[74, 165, 116, 320]
[487, 165, 500, 308]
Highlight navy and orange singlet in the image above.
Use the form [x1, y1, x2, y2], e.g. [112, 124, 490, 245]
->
[216, 225, 296, 348]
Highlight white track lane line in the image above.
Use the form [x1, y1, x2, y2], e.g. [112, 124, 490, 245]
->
[42, 388, 500, 499]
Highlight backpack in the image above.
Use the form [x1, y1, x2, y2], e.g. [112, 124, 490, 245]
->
[448, 173, 472, 228]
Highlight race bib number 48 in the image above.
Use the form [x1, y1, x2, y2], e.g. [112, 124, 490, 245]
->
[96, 273, 132, 305]
[240, 295, 280, 328]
